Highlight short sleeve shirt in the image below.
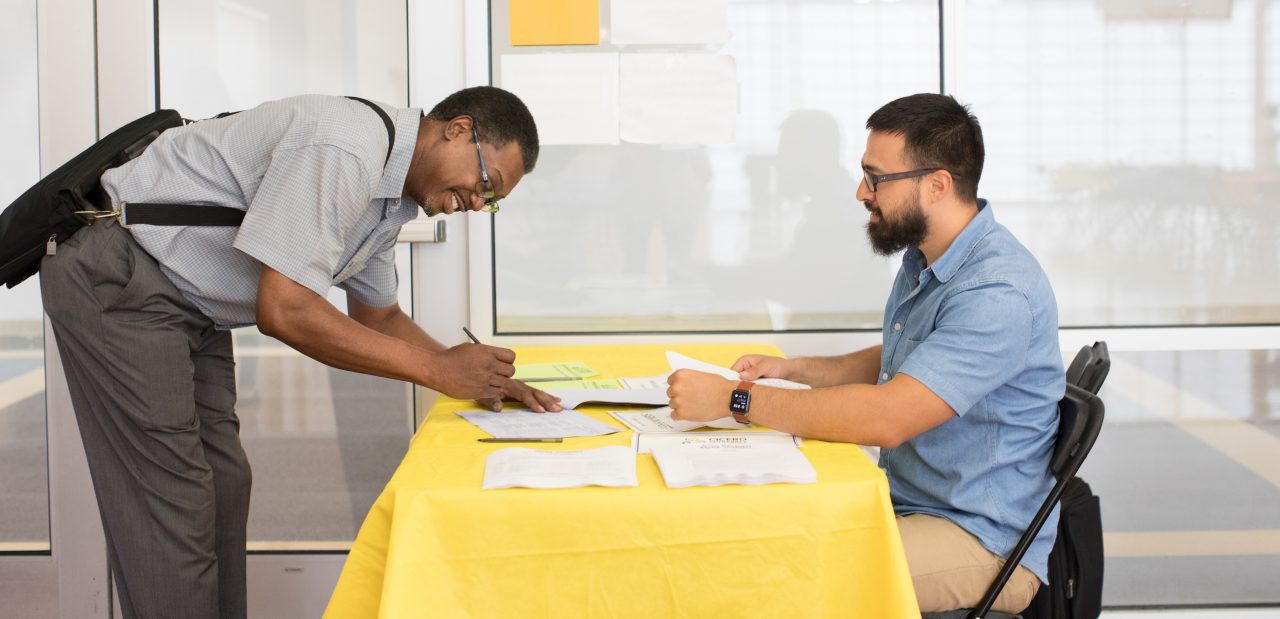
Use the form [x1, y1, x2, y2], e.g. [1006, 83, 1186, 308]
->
[99, 94, 423, 328]
[877, 200, 1065, 582]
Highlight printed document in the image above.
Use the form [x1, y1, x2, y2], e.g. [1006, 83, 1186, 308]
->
[482, 446, 638, 490]
[545, 388, 669, 410]
[609, 408, 746, 433]
[458, 410, 622, 439]
[665, 351, 811, 390]
[633, 431, 800, 454]
[651, 437, 817, 488]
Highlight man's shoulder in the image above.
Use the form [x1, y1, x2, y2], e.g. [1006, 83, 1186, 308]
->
[955, 223, 1051, 293]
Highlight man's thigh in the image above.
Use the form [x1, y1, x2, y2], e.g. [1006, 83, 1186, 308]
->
[897, 513, 1040, 613]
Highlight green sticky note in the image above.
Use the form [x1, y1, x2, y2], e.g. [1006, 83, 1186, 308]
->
[513, 361, 598, 381]
[530, 379, 622, 390]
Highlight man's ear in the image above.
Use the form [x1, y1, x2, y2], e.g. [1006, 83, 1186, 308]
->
[443, 115, 474, 141]
[927, 170, 953, 202]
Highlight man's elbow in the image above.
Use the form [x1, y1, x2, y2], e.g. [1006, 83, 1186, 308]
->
[256, 299, 292, 341]
[877, 430, 907, 450]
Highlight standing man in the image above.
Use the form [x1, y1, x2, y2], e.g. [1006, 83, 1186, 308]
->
[40, 86, 560, 619]
[666, 93, 1063, 614]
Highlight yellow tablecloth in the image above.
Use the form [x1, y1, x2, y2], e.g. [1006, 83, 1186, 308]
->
[325, 344, 919, 618]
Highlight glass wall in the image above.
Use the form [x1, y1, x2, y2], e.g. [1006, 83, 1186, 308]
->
[491, 0, 939, 333]
[491, 0, 1280, 333]
[958, 0, 1280, 327]
[158, 0, 413, 545]
[0, 0, 49, 552]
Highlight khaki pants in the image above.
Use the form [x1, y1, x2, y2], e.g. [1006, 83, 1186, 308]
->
[898, 513, 1040, 613]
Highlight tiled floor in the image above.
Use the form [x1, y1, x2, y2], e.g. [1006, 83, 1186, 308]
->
[1, 344, 1278, 613]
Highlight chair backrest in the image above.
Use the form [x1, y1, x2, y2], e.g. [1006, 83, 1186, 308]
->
[924, 343, 1112, 619]
[1065, 341, 1110, 396]
[965, 385, 1107, 619]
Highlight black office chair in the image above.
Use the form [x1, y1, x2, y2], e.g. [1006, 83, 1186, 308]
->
[1066, 341, 1110, 396]
[922, 342, 1109, 619]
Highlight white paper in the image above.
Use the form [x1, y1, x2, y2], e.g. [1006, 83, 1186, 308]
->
[610, 0, 728, 45]
[482, 446, 638, 490]
[651, 440, 817, 488]
[665, 351, 812, 391]
[500, 53, 619, 145]
[610, 408, 746, 433]
[619, 375, 670, 390]
[620, 54, 737, 145]
[457, 409, 622, 439]
[634, 431, 800, 454]
[547, 388, 669, 410]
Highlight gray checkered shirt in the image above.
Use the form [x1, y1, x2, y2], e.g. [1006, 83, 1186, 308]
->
[99, 94, 422, 328]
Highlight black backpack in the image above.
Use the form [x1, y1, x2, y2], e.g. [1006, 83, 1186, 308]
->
[1022, 477, 1105, 619]
[0, 96, 394, 289]
[0, 110, 184, 288]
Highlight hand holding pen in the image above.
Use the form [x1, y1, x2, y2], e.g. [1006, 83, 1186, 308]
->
[463, 327, 564, 413]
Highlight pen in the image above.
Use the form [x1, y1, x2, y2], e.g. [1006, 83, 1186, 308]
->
[521, 377, 585, 383]
[477, 437, 563, 443]
[462, 326, 481, 344]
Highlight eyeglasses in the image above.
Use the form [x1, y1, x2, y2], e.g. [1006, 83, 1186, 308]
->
[472, 127, 500, 213]
[863, 168, 950, 193]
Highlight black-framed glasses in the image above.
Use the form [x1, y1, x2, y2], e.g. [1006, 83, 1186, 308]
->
[864, 168, 949, 192]
[472, 127, 500, 213]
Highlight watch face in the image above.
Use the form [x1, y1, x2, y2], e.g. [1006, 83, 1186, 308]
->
[729, 390, 751, 414]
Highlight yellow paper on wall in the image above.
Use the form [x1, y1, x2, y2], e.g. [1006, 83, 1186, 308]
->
[510, 0, 599, 46]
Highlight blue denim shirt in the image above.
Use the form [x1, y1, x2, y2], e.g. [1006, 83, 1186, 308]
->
[878, 200, 1064, 583]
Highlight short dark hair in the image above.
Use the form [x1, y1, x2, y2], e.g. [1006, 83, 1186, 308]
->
[865, 93, 984, 203]
[427, 86, 540, 174]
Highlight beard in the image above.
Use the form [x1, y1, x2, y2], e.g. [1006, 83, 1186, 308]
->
[864, 195, 928, 256]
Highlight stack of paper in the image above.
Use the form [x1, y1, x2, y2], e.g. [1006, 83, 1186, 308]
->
[650, 435, 816, 488]
[634, 431, 799, 454]
[458, 410, 622, 439]
[482, 446, 638, 490]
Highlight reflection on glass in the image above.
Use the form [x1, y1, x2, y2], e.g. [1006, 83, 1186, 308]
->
[0, 0, 49, 551]
[959, 0, 1280, 326]
[493, 0, 939, 333]
[159, 0, 411, 544]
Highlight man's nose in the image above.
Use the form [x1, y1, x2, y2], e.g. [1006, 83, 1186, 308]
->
[855, 177, 873, 202]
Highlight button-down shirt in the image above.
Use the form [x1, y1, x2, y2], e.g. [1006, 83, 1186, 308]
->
[878, 200, 1065, 583]
[100, 94, 422, 328]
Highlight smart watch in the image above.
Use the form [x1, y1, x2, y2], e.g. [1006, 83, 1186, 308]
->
[729, 381, 754, 425]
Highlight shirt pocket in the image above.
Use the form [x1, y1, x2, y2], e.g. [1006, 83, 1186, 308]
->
[888, 337, 924, 375]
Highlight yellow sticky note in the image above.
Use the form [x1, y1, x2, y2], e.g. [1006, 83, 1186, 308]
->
[510, 0, 599, 46]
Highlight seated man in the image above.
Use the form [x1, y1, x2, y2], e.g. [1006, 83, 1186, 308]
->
[666, 93, 1064, 614]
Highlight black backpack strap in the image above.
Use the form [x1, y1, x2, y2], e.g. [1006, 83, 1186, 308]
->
[346, 96, 396, 164]
[123, 96, 397, 228]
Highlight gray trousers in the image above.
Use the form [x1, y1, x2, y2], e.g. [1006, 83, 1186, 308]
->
[41, 220, 252, 619]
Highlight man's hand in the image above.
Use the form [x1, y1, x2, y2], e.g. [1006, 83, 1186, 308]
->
[476, 379, 564, 413]
[731, 354, 792, 381]
[667, 369, 737, 422]
[428, 343, 516, 400]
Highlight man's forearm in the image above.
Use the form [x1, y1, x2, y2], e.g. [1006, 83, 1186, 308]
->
[792, 345, 883, 387]
[260, 294, 437, 386]
[361, 305, 445, 353]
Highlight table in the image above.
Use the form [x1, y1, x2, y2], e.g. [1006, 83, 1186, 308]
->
[325, 344, 919, 618]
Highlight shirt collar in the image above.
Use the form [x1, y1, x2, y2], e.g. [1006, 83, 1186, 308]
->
[923, 198, 995, 284]
[375, 107, 422, 200]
